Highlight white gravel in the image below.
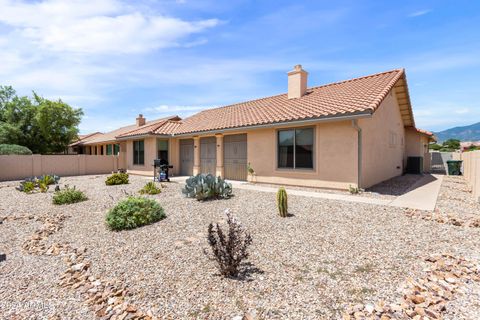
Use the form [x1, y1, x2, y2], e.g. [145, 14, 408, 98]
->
[1, 174, 480, 319]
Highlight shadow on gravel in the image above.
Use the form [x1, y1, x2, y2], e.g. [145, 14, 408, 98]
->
[234, 262, 265, 282]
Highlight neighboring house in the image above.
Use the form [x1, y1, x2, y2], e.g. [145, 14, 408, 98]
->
[72, 66, 435, 189]
[461, 141, 480, 151]
[68, 132, 103, 154]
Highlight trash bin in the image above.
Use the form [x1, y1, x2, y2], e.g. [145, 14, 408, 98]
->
[446, 160, 462, 175]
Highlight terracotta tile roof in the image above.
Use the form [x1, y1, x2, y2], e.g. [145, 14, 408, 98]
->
[415, 128, 433, 136]
[69, 132, 103, 146]
[174, 69, 405, 134]
[115, 116, 181, 138]
[81, 116, 178, 144]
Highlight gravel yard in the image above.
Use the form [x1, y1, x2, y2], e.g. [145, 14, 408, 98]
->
[1, 174, 480, 319]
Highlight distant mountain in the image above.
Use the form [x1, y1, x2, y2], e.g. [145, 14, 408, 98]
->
[434, 122, 480, 142]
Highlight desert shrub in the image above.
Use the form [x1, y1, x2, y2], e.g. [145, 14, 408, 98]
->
[182, 173, 232, 200]
[139, 181, 162, 195]
[16, 174, 60, 193]
[19, 181, 36, 193]
[105, 173, 129, 185]
[106, 196, 165, 231]
[206, 209, 252, 278]
[348, 185, 361, 194]
[53, 186, 88, 205]
[38, 174, 59, 185]
[0, 144, 32, 155]
[276, 187, 288, 217]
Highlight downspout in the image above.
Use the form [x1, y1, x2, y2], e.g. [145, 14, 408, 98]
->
[352, 120, 362, 188]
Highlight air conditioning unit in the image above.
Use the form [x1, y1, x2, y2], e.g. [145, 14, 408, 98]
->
[406, 156, 423, 174]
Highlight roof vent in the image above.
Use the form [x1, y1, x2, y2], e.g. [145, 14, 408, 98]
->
[287, 64, 308, 99]
[136, 114, 146, 127]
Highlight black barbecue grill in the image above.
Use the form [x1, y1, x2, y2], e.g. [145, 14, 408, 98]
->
[153, 159, 173, 182]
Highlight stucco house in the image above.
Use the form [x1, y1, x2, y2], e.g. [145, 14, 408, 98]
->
[70, 66, 435, 189]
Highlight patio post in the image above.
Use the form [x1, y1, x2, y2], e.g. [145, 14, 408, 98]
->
[193, 136, 200, 175]
[215, 134, 224, 177]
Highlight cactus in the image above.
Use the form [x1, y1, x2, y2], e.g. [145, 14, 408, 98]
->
[276, 187, 288, 217]
[182, 173, 232, 200]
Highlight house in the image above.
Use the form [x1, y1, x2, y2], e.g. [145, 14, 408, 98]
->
[71, 66, 435, 189]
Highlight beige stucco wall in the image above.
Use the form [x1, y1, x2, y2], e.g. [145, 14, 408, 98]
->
[246, 121, 358, 189]
[0, 155, 118, 181]
[359, 90, 405, 188]
[125, 137, 156, 174]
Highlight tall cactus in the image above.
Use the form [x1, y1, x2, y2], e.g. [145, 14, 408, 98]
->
[276, 187, 288, 217]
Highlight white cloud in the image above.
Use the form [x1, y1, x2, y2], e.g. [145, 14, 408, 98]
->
[0, 0, 219, 54]
[408, 10, 431, 18]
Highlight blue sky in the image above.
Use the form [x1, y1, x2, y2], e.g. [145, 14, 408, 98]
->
[0, 0, 479, 133]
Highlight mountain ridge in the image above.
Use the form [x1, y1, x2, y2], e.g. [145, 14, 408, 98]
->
[434, 122, 480, 142]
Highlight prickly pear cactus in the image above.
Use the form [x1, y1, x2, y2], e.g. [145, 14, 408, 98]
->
[276, 187, 288, 217]
[182, 173, 232, 200]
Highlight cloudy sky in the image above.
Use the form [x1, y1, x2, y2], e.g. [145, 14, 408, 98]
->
[0, 0, 479, 133]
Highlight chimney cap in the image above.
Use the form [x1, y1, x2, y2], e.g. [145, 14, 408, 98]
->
[288, 64, 308, 75]
[137, 114, 144, 118]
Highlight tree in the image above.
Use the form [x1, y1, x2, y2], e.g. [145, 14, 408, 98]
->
[442, 139, 461, 151]
[0, 86, 83, 154]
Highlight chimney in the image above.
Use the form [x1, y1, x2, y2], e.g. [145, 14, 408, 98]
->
[287, 64, 308, 99]
[136, 114, 146, 127]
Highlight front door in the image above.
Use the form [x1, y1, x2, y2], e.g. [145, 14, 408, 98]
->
[179, 139, 194, 176]
[224, 134, 247, 180]
[200, 137, 216, 175]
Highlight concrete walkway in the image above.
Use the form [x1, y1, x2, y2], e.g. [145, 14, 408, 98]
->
[389, 174, 444, 211]
[168, 174, 444, 211]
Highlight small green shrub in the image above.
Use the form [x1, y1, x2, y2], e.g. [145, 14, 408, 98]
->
[0, 144, 32, 155]
[276, 187, 288, 217]
[106, 196, 166, 231]
[21, 181, 36, 193]
[105, 173, 129, 185]
[139, 181, 162, 195]
[38, 174, 59, 185]
[16, 174, 60, 193]
[348, 185, 361, 194]
[53, 186, 88, 205]
[182, 173, 232, 200]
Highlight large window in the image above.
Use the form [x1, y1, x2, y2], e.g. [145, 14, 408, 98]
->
[106, 144, 112, 155]
[278, 128, 313, 169]
[133, 140, 144, 165]
[114, 144, 120, 155]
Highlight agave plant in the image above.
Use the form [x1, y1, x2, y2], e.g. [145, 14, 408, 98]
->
[182, 173, 232, 200]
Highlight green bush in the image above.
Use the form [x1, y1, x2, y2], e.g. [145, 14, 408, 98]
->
[21, 181, 36, 193]
[53, 186, 88, 205]
[182, 174, 232, 200]
[0, 144, 32, 155]
[16, 174, 60, 193]
[106, 196, 166, 231]
[105, 173, 129, 185]
[139, 181, 162, 195]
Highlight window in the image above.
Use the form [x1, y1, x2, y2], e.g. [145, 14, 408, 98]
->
[133, 140, 144, 165]
[106, 144, 112, 155]
[278, 128, 314, 169]
[157, 139, 168, 161]
[114, 144, 120, 155]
